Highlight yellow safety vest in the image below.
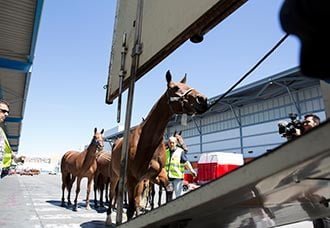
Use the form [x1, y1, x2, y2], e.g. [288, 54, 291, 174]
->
[1, 127, 13, 168]
[165, 147, 185, 179]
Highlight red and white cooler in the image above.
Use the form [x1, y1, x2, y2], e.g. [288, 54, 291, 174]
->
[197, 152, 244, 185]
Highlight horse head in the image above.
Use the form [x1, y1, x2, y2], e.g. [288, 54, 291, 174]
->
[92, 128, 105, 151]
[173, 130, 188, 152]
[16, 155, 26, 164]
[165, 70, 208, 115]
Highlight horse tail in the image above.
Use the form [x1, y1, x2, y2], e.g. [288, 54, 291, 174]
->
[60, 151, 70, 171]
[65, 173, 72, 187]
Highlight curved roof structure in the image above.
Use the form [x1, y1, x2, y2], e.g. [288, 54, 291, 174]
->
[0, 0, 44, 153]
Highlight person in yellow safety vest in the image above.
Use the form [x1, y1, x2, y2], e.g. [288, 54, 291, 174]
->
[0, 99, 22, 179]
[165, 136, 197, 201]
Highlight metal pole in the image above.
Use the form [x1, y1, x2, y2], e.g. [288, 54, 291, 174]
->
[117, 33, 128, 123]
[199, 118, 203, 154]
[227, 103, 243, 154]
[273, 81, 301, 116]
[116, 0, 144, 225]
[238, 109, 243, 154]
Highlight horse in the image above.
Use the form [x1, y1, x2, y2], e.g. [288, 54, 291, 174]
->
[93, 150, 111, 208]
[60, 128, 104, 211]
[13, 155, 26, 164]
[106, 70, 208, 225]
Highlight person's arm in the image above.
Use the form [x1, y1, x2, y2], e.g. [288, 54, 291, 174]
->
[181, 150, 197, 177]
[184, 161, 197, 177]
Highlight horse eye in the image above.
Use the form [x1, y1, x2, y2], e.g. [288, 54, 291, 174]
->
[171, 85, 180, 92]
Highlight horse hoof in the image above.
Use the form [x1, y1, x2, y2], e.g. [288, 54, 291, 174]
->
[72, 206, 78, 212]
[105, 215, 112, 226]
[86, 205, 91, 210]
[127, 210, 134, 220]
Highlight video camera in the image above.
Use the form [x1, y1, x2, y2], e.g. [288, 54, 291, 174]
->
[278, 113, 303, 139]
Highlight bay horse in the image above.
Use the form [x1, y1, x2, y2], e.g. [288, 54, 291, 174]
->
[93, 150, 111, 208]
[106, 70, 208, 224]
[61, 128, 104, 211]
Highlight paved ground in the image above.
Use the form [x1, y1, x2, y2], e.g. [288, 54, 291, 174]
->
[0, 174, 120, 227]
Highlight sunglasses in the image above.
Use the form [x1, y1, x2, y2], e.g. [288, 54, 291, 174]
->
[0, 108, 9, 114]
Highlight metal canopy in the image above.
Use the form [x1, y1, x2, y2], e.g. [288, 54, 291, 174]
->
[0, 0, 44, 153]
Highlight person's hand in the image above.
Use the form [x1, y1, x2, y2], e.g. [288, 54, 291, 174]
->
[293, 128, 302, 136]
[191, 170, 197, 177]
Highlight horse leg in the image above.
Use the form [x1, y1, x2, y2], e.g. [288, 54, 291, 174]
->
[94, 174, 99, 208]
[85, 177, 93, 210]
[145, 180, 153, 210]
[61, 172, 67, 207]
[123, 186, 129, 208]
[141, 180, 150, 211]
[106, 174, 119, 225]
[150, 182, 156, 209]
[67, 174, 76, 206]
[158, 184, 162, 207]
[73, 176, 82, 211]
[133, 179, 145, 216]
[157, 168, 172, 203]
[99, 178, 104, 207]
[105, 178, 110, 204]
[127, 182, 137, 220]
[123, 175, 141, 220]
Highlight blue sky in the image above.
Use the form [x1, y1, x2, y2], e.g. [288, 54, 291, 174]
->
[19, 0, 300, 158]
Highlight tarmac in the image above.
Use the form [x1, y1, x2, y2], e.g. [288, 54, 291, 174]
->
[0, 174, 120, 227]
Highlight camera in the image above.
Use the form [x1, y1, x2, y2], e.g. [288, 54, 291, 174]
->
[278, 113, 303, 139]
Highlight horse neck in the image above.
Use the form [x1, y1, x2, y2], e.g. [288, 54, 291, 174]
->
[135, 94, 172, 166]
[141, 93, 172, 143]
[80, 142, 98, 170]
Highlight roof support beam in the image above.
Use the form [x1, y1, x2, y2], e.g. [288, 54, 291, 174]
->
[7, 135, 20, 139]
[5, 117, 23, 123]
[0, 57, 32, 73]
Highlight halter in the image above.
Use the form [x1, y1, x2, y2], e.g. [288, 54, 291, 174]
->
[166, 88, 194, 114]
[92, 136, 104, 151]
[176, 138, 188, 152]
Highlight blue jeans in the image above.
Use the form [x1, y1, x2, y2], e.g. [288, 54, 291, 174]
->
[169, 178, 183, 199]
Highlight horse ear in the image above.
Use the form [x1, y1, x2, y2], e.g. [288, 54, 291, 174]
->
[101, 129, 104, 134]
[180, 73, 187, 84]
[173, 130, 177, 136]
[166, 70, 172, 84]
[179, 130, 182, 135]
[94, 128, 97, 134]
